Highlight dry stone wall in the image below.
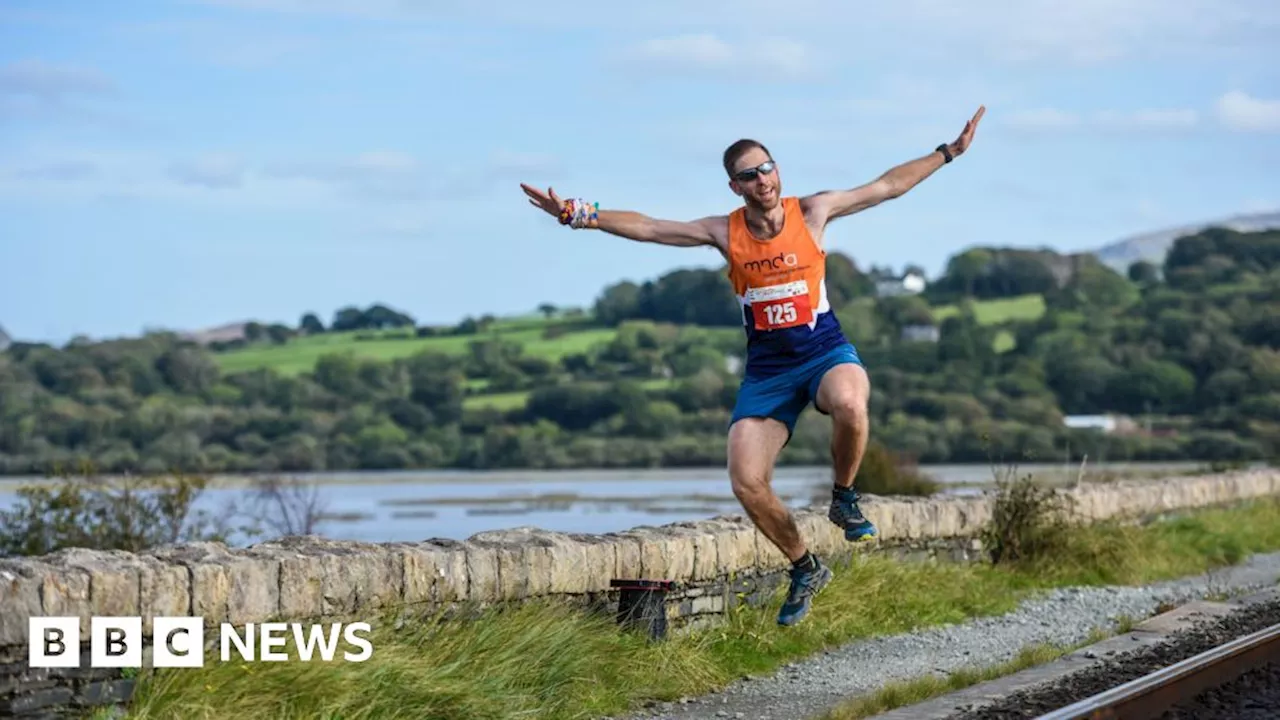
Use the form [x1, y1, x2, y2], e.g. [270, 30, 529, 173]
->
[2, 469, 1279, 717]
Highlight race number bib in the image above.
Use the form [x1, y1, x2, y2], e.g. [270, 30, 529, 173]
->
[746, 281, 813, 330]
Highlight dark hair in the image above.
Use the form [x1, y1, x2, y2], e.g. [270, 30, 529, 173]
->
[722, 139, 771, 176]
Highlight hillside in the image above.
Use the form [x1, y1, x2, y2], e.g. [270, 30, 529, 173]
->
[1, 228, 1278, 475]
[1092, 211, 1280, 274]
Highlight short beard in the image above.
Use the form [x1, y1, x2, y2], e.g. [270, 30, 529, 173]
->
[744, 192, 780, 212]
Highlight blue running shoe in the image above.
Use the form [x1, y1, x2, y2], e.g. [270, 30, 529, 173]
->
[777, 559, 833, 626]
[829, 486, 877, 542]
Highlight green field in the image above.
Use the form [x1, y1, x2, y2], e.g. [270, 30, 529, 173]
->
[213, 295, 1047, 410]
[933, 293, 1046, 325]
[215, 324, 620, 377]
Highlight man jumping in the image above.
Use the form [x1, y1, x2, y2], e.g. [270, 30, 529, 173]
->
[520, 106, 984, 626]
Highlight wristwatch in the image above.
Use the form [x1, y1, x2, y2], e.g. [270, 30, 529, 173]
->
[936, 144, 953, 163]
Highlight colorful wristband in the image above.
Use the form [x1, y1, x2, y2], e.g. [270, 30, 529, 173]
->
[559, 198, 599, 229]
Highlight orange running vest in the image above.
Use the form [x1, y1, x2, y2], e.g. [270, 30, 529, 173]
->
[724, 196, 847, 376]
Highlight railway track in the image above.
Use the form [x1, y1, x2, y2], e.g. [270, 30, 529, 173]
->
[1033, 621, 1280, 720]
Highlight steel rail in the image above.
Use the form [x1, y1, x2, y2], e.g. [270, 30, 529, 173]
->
[1033, 621, 1280, 720]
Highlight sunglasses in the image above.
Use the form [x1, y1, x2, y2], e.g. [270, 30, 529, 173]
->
[732, 160, 775, 183]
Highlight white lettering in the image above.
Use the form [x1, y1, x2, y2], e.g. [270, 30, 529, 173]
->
[259, 622, 290, 661]
[343, 622, 373, 662]
[221, 623, 254, 662]
[154, 617, 205, 668]
[292, 623, 342, 661]
[91, 617, 142, 668]
[28, 617, 79, 668]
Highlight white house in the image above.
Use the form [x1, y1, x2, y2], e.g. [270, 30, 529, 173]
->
[875, 271, 927, 297]
[1063, 414, 1139, 435]
[1064, 415, 1117, 432]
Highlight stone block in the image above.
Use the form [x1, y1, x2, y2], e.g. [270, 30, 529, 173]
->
[147, 542, 279, 626]
[462, 542, 499, 603]
[136, 556, 190, 631]
[0, 559, 48, 648]
[246, 536, 402, 618]
[567, 533, 617, 593]
[753, 525, 788, 570]
[39, 563, 92, 637]
[655, 527, 697, 582]
[705, 517, 757, 576]
[610, 532, 644, 582]
[671, 523, 720, 582]
[42, 549, 141, 622]
[794, 511, 841, 558]
[467, 527, 565, 600]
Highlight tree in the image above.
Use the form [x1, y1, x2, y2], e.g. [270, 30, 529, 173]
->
[537, 303, 558, 319]
[1128, 261, 1160, 285]
[300, 312, 325, 334]
[824, 252, 875, 306]
[331, 306, 364, 332]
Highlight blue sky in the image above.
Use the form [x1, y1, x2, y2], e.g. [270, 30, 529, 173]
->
[2, 0, 1278, 343]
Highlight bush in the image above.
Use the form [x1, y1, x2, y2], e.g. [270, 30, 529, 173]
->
[856, 442, 939, 497]
[978, 466, 1075, 566]
[0, 468, 331, 557]
[0, 470, 238, 557]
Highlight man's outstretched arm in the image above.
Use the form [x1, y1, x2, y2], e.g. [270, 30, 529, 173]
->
[803, 106, 985, 225]
[520, 183, 726, 252]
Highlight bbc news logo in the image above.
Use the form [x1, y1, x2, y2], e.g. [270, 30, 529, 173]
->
[29, 617, 373, 668]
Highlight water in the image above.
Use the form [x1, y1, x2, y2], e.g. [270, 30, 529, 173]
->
[0, 462, 1202, 545]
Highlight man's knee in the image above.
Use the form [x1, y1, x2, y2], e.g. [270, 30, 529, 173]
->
[730, 471, 771, 505]
[827, 392, 868, 427]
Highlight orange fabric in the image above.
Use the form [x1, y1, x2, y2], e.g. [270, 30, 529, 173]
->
[726, 196, 827, 331]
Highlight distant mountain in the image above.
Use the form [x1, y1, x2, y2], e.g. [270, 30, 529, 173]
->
[0, 324, 10, 352]
[1093, 211, 1280, 274]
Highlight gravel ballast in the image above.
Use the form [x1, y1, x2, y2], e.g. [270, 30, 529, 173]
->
[619, 551, 1280, 720]
[946, 592, 1280, 719]
[1155, 660, 1280, 720]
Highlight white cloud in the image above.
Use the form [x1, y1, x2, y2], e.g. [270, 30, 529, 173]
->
[1094, 109, 1200, 129]
[0, 59, 114, 100]
[0, 60, 118, 121]
[1005, 109, 1081, 129]
[1005, 107, 1199, 131]
[633, 35, 734, 67]
[15, 160, 98, 182]
[0, 148, 560, 210]
[265, 151, 422, 201]
[1215, 90, 1280, 132]
[623, 33, 816, 79]
[168, 154, 246, 189]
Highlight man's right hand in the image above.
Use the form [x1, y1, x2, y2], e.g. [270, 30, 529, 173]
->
[520, 183, 565, 218]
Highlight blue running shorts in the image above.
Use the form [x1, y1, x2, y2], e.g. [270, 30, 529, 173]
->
[729, 342, 863, 437]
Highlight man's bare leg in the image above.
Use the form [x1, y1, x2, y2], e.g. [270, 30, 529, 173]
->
[727, 416, 834, 625]
[815, 363, 871, 489]
[727, 416, 804, 560]
[815, 363, 878, 541]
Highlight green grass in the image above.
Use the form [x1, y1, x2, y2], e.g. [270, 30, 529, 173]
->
[462, 390, 532, 411]
[124, 498, 1280, 720]
[214, 326, 619, 377]
[933, 294, 1046, 325]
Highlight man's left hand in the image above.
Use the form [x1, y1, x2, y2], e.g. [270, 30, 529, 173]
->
[949, 106, 986, 158]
